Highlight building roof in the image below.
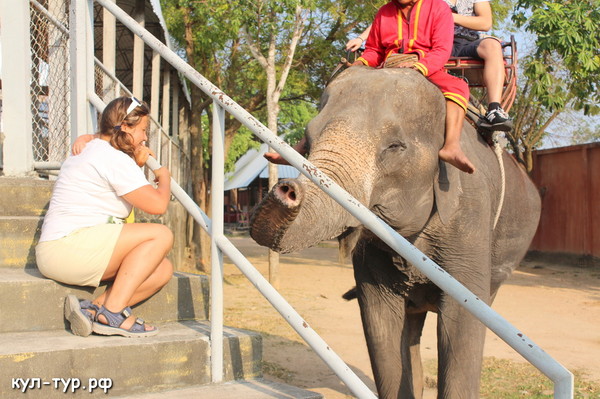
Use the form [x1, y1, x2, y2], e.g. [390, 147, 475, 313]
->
[224, 143, 300, 191]
[93, 0, 190, 104]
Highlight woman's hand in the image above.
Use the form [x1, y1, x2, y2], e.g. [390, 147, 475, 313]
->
[133, 145, 156, 167]
[152, 166, 170, 184]
[71, 134, 95, 155]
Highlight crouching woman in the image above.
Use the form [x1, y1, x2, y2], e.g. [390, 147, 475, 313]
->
[36, 96, 173, 338]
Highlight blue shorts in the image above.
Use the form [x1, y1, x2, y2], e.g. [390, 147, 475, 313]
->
[452, 37, 500, 59]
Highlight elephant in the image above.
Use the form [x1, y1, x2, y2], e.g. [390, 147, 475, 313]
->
[249, 66, 541, 399]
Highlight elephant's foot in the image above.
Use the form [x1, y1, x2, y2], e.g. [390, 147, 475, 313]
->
[439, 145, 475, 174]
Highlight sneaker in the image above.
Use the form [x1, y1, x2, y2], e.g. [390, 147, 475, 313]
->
[482, 107, 513, 131]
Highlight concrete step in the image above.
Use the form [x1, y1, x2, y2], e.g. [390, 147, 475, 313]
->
[0, 267, 209, 333]
[0, 177, 53, 216]
[113, 379, 323, 399]
[0, 177, 52, 268]
[0, 216, 43, 268]
[0, 321, 262, 399]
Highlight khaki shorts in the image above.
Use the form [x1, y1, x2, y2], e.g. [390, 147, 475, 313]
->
[36, 224, 123, 287]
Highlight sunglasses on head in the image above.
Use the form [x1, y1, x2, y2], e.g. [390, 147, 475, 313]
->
[126, 96, 142, 116]
[115, 97, 143, 130]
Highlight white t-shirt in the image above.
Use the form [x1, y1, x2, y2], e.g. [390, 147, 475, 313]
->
[40, 139, 150, 242]
[443, 0, 491, 40]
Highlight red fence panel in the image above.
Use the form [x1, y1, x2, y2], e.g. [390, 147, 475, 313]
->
[530, 143, 600, 257]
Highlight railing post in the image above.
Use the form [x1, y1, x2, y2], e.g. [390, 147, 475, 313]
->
[131, 0, 145, 99]
[150, 50, 161, 155]
[69, 0, 94, 142]
[102, 0, 116, 102]
[210, 101, 226, 383]
[0, 0, 33, 175]
[159, 68, 171, 164]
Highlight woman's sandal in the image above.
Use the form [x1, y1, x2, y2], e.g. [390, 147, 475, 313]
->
[64, 294, 98, 337]
[92, 306, 159, 338]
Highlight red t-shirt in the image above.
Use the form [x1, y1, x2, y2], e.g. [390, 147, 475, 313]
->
[358, 0, 455, 77]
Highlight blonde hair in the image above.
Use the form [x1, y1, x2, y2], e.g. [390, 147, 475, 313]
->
[98, 96, 149, 158]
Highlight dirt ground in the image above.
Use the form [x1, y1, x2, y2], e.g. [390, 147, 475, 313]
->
[221, 235, 600, 399]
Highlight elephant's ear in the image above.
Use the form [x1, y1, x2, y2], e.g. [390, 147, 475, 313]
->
[434, 161, 462, 225]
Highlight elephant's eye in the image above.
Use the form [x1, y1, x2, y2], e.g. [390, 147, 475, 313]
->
[386, 141, 407, 152]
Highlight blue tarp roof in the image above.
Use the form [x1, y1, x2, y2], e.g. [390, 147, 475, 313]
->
[224, 143, 300, 191]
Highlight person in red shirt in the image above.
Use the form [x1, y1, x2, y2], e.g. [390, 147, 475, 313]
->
[267, 0, 474, 173]
[351, 0, 475, 174]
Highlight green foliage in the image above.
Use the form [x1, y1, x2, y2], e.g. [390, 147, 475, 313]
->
[226, 128, 261, 172]
[293, 0, 386, 99]
[490, 0, 515, 31]
[279, 99, 318, 145]
[502, 0, 600, 169]
[160, 0, 390, 171]
[513, 0, 600, 115]
[162, 0, 600, 174]
[196, 111, 260, 172]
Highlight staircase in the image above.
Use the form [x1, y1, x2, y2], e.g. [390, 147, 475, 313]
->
[0, 177, 322, 399]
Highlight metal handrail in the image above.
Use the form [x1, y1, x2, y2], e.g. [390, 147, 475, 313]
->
[95, 0, 574, 397]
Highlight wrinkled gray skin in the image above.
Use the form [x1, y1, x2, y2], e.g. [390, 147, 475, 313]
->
[250, 66, 541, 399]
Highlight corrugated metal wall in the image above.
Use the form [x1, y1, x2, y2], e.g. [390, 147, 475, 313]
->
[530, 142, 600, 257]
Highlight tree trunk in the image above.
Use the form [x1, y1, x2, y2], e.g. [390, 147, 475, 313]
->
[188, 86, 210, 272]
[524, 145, 534, 173]
[183, 10, 213, 272]
[266, 34, 281, 289]
[241, 5, 306, 286]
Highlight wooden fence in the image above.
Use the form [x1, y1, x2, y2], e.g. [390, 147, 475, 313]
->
[529, 142, 600, 258]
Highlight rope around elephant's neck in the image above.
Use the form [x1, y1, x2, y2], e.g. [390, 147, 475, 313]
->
[492, 136, 506, 229]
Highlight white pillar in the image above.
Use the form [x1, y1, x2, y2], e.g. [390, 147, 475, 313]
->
[150, 50, 160, 156]
[171, 75, 179, 140]
[158, 68, 171, 164]
[210, 102, 225, 383]
[150, 51, 161, 123]
[171, 79, 180, 181]
[132, 0, 145, 99]
[102, 0, 117, 101]
[161, 68, 171, 133]
[0, 0, 34, 175]
[69, 0, 92, 140]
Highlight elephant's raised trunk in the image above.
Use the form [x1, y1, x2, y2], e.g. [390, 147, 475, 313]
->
[250, 180, 303, 251]
[250, 176, 351, 254]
